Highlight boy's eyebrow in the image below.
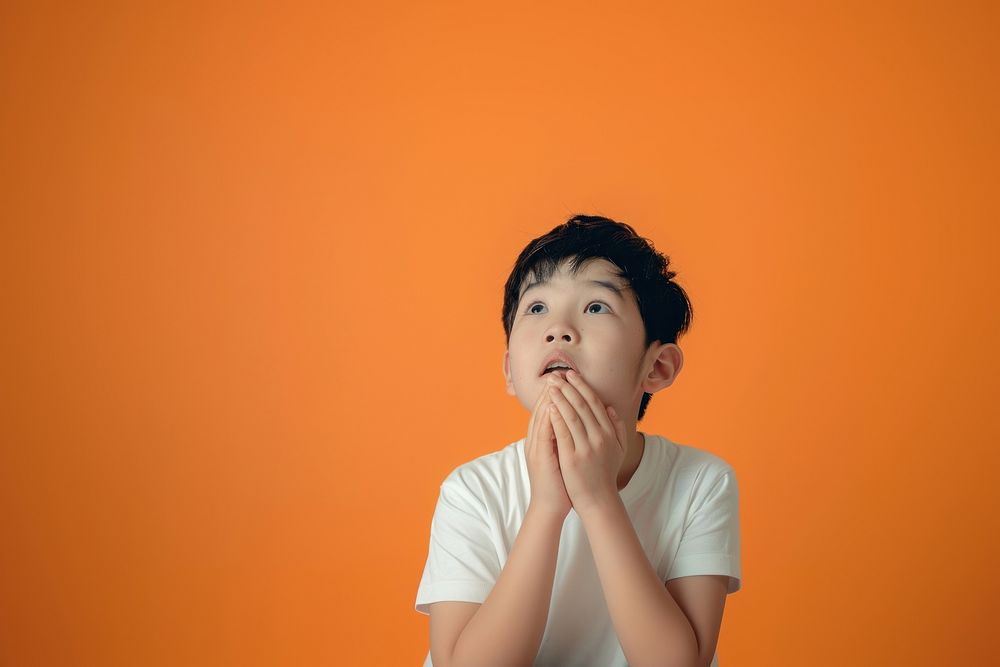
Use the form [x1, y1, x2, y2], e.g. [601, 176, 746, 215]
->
[520, 278, 628, 301]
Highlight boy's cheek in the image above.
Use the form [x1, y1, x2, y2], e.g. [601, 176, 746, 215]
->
[572, 371, 600, 393]
[581, 376, 621, 409]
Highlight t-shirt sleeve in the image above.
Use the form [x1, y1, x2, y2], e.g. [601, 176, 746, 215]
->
[414, 476, 503, 615]
[666, 467, 742, 594]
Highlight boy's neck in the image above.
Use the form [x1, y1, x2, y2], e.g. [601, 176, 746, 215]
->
[616, 430, 646, 491]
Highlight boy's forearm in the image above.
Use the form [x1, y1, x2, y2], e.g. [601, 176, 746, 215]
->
[580, 496, 698, 667]
[449, 505, 565, 667]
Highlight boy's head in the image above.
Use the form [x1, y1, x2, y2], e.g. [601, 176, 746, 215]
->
[501, 215, 693, 423]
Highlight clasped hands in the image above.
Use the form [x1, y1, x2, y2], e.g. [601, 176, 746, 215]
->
[545, 369, 628, 515]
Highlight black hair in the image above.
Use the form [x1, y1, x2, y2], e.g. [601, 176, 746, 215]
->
[501, 214, 693, 421]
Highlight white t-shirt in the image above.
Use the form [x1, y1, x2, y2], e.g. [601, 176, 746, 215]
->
[414, 432, 742, 667]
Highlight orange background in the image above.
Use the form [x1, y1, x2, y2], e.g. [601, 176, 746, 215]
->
[2, 2, 998, 665]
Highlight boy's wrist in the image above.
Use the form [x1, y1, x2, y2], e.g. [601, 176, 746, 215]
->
[526, 501, 570, 525]
[574, 492, 626, 523]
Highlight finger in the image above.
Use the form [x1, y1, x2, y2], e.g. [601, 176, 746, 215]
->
[607, 405, 627, 454]
[549, 384, 590, 455]
[538, 398, 555, 442]
[538, 409, 560, 468]
[549, 376, 602, 451]
[526, 386, 552, 454]
[548, 404, 574, 459]
[564, 371, 615, 437]
[527, 384, 545, 430]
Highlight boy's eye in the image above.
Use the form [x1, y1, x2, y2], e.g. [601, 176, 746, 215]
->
[525, 302, 611, 315]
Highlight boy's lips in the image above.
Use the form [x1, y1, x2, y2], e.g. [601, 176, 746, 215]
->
[538, 352, 579, 377]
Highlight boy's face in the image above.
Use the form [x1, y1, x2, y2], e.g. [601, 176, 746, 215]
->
[503, 257, 665, 421]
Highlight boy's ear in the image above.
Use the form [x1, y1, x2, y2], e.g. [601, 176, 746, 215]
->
[503, 349, 516, 396]
[640, 343, 684, 395]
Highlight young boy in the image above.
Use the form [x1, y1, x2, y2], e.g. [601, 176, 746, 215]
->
[414, 215, 742, 667]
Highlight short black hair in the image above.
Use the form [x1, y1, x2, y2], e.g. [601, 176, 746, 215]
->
[501, 214, 693, 421]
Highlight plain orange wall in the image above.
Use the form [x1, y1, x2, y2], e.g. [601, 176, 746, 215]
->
[2, 1, 998, 665]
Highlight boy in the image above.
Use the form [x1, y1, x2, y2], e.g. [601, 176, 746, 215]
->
[414, 215, 741, 666]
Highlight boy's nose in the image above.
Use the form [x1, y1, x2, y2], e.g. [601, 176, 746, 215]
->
[545, 332, 574, 342]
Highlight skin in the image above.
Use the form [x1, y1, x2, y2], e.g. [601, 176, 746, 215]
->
[503, 257, 684, 512]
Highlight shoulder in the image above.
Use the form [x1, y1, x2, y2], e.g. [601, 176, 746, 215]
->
[437, 438, 527, 509]
[652, 435, 738, 497]
[664, 437, 736, 478]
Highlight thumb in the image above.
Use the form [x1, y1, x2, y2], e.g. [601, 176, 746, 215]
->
[608, 405, 627, 451]
[540, 403, 555, 440]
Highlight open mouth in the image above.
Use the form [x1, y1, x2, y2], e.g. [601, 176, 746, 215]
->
[539, 353, 578, 377]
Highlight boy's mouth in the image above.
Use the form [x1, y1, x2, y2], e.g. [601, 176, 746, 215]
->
[539, 353, 579, 377]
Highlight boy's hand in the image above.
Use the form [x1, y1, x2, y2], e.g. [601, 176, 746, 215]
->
[546, 370, 627, 516]
[524, 384, 572, 519]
